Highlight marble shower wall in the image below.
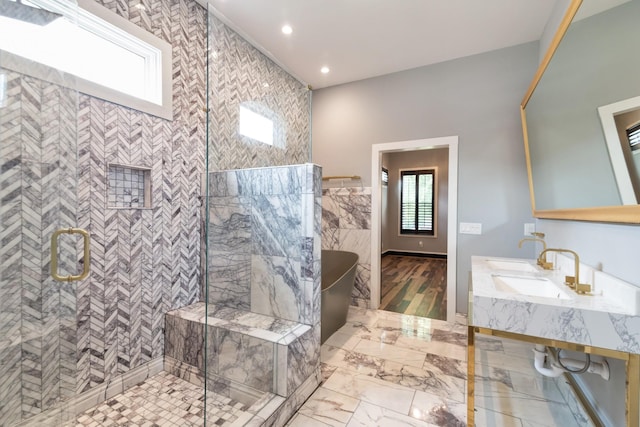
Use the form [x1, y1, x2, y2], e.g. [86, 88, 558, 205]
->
[322, 187, 372, 308]
[208, 164, 322, 326]
[207, 13, 311, 171]
[0, 0, 206, 422]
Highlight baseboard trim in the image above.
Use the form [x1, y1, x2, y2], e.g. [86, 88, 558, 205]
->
[382, 250, 447, 259]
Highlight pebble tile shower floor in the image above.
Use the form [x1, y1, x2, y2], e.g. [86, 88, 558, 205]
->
[74, 372, 247, 427]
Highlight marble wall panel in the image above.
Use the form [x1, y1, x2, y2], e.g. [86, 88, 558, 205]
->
[277, 324, 321, 396]
[217, 329, 275, 393]
[207, 164, 322, 325]
[322, 187, 372, 307]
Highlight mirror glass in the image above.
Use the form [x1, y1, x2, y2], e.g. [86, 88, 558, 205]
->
[524, 0, 640, 211]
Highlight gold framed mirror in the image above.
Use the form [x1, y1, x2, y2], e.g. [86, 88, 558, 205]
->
[521, 0, 640, 223]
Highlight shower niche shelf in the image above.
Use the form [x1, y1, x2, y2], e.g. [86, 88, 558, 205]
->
[107, 163, 151, 209]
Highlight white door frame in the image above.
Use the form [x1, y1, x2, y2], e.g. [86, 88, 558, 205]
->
[371, 136, 458, 323]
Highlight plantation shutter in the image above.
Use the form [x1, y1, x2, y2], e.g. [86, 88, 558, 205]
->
[400, 170, 434, 235]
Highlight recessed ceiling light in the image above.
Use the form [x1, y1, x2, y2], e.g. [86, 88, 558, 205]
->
[320, 66, 330, 74]
[281, 25, 293, 35]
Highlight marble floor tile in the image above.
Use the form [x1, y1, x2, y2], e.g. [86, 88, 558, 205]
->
[410, 390, 466, 427]
[335, 321, 402, 344]
[474, 406, 525, 427]
[475, 347, 538, 374]
[345, 307, 381, 326]
[476, 336, 506, 352]
[346, 401, 435, 427]
[322, 368, 417, 414]
[374, 316, 441, 339]
[320, 362, 338, 383]
[376, 361, 466, 403]
[422, 353, 466, 380]
[286, 413, 334, 427]
[323, 330, 362, 350]
[297, 387, 359, 426]
[310, 308, 589, 427]
[320, 346, 382, 376]
[352, 338, 425, 367]
[475, 382, 580, 426]
[395, 335, 467, 361]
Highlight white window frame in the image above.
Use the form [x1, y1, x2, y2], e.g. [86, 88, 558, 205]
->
[0, 0, 172, 120]
[398, 166, 438, 238]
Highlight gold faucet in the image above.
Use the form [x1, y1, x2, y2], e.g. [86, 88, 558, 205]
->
[537, 248, 592, 294]
[518, 232, 551, 269]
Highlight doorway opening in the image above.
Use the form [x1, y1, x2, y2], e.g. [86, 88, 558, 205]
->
[371, 137, 458, 323]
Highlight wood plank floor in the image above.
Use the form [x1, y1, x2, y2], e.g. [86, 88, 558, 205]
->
[380, 254, 447, 320]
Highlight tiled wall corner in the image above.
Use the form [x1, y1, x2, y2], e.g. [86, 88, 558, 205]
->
[321, 186, 372, 308]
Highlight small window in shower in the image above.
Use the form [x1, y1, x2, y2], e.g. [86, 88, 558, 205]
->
[239, 104, 274, 145]
[108, 164, 151, 209]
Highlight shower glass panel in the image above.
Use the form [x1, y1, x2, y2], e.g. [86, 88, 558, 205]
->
[0, 1, 79, 425]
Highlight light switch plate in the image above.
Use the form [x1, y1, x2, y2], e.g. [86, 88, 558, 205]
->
[524, 223, 536, 235]
[460, 222, 482, 235]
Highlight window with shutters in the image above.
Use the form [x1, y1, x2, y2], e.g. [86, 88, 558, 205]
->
[400, 169, 435, 235]
[382, 167, 389, 186]
[627, 123, 640, 152]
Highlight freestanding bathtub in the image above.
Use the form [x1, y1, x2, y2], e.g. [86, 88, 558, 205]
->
[321, 250, 359, 343]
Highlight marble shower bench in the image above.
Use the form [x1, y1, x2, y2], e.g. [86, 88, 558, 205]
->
[164, 302, 317, 399]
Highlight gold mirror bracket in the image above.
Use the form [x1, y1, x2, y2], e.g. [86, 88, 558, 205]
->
[51, 227, 90, 282]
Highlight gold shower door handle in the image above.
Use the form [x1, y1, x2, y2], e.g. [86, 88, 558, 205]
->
[51, 228, 90, 282]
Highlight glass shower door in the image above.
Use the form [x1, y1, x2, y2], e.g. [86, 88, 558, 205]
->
[0, 1, 81, 425]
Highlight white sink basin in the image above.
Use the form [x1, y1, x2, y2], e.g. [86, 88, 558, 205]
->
[492, 274, 571, 300]
[486, 259, 538, 273]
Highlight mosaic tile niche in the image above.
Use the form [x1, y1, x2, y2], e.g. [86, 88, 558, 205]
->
[107, 165, 150, 208]
[322, 186, 372, 308]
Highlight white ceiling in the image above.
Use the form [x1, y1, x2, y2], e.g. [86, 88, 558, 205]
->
[207, 0, 561, 89]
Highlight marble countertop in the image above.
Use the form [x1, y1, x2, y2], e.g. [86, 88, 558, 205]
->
[470, 256, 640, 354]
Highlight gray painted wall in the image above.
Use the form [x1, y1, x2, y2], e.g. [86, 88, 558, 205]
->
[312, 42, 539, 313]
[385, 149, 448, 254]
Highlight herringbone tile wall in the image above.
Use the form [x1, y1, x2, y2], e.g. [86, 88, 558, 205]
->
[0, 69, 79, 426]
[0, 0, 206, 423]
[208, 13, 311, 171]
[76, 0, 207, 394]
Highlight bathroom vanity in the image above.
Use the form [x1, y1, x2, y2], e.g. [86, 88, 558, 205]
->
[467, 256, 640, 427]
